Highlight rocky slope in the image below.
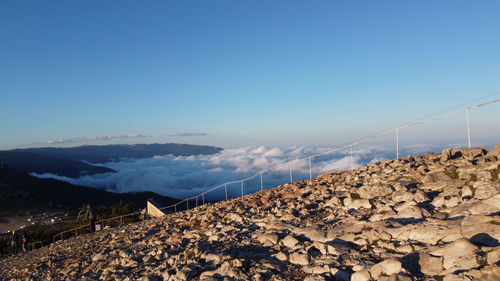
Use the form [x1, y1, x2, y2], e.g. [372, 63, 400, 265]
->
[1, 145, 499, 281]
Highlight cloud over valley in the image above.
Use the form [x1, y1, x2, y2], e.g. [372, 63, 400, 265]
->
[32, 144, 447, 200]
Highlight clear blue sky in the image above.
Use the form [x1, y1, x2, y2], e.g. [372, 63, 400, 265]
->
[1, 0, 499, 149]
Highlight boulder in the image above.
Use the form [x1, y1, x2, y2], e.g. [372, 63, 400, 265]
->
[418, 253, 444, 276]
[344, 198, 372, 210]
[460, 215, 500, 246]
[289, 252, 310, 265]
[256, 233, 279, 245]
[486, 247, 500, 265]
[369, 259, 402, 279]
[281, 235, 299, 248]
[351, 270, 371, 281]
[430, 239, 480, 273]
[423, 171, 454, 184]
[472, 181, 499, 199]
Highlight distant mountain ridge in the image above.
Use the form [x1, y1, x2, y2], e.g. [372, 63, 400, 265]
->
[0, 151, 114, 178]
[15, 143, 223, 163]
[0, 164, 179, 214]
[0, 143, 223, 178]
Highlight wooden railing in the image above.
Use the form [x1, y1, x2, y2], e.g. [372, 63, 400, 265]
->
[52, 212, 142, 242]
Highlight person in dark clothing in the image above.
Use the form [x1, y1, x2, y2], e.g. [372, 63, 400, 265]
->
[78, 204, 97, 232]
[10, 231, 18, 255]
[86, 204, 96, 232]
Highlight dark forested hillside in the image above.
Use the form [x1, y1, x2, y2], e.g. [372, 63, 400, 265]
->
[17, 143, 223, 163]
[0, 151, 114, 178]
[0, 164, 178, 215]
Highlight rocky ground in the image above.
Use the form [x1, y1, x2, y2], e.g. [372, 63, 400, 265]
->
[1, 145, 499, 281]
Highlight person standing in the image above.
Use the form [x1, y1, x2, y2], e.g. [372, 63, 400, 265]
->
[21, 233, 29, 252]
[10, 231, 18, 255]
[86, 204, 96, 232]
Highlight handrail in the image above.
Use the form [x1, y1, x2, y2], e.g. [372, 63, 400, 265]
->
[158, 98, 500, 211]
[50, 97, 499, 243]
[52, 212, 142, 242]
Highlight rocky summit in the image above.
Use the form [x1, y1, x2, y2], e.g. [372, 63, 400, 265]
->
[1, 145, 499, 281]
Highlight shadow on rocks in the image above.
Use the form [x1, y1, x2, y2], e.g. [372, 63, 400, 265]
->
[400, 252, 424, 279]
[386, 217, 427, 225]
[470, 233, 500, 247]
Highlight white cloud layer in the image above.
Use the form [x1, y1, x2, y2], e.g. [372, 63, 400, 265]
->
[33, 144, 444, 200]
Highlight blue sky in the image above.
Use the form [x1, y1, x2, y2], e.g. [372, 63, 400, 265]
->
[1, 0, 499, 149]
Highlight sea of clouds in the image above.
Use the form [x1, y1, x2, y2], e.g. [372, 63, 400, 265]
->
[33, 144, 445, 200]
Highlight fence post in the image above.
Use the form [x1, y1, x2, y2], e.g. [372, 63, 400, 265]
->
[174, 204, 177, 213]
[224, 184, 228, 200]
[466, 108, 471, 148]
[260, 173, 263, 191]
[240, 181, 244, 197]
[202, 193, 205, 205]
[309, 158, 312, 184]
[396, 128, 399, 159]
[186, 200, 189, 210]
[350, 146, 354, 170]
[289, 165, 293, 183]
[196, 196, 198, 207]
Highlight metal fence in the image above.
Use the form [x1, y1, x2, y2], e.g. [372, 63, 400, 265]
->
[52, 98, 499, 243]
[53, 212, 142, 242]
[28, 241, 43, 251]
[156, 99, 499, 212]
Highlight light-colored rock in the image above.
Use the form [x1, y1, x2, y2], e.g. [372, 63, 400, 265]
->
[304, 275, 327, 281]
[486, 247, 500, 265]
[351, 270, 371, 281]
[281, 235, 299, 248]
[256, 233, 279, 245]
[472, 181, 499, 199]
[369, 259, 402, 279]
[460, 215, 500, 246]
[223, 213, 243, 223]
[289, 252, 310, 265]
[419, 253, 444, 276]
[423, 171, 454, 184]
[344, 198, 372, 210]
[430, 239, 480, 273]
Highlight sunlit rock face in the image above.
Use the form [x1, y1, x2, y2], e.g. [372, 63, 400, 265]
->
[1, 145, 499, 281]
